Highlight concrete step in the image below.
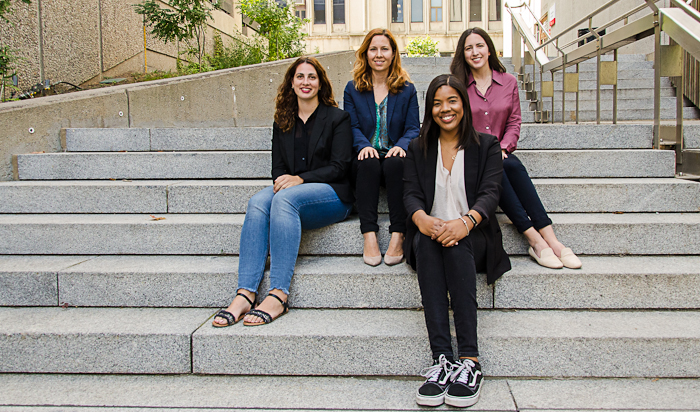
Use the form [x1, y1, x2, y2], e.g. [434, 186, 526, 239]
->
[15, 149, 676, 180]
[523, 107, 700, 122]
[0, 213, 698, 256]
[1, 177, 697, 214]
[193, 309, 700, 377]
[63, 127, 272, 152]
[520, 87, 677, 100]
[0, 307, 212, 374]
[1, 374, 696, 411]
[4, 255, 700, 310]
[2, 307, 697, 377]
[518, 124, 652, 149]
[527, 96, 690, 112]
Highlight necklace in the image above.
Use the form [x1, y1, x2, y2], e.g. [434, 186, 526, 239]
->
[451, 154, 457, 160]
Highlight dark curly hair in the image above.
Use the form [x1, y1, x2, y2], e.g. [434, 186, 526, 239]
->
[450, 27, 506, 87]
[274, 56, 338, 133]
[418, 74, 479, 156]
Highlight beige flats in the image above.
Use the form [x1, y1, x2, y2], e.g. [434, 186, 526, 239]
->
[363, 253, 382, 266]
[528, 247, 582, 269]
[383, 254, 404, 266]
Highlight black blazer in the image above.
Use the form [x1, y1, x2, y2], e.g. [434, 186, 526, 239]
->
[271, 103, 354, 204]
[403, 133, 511, 284]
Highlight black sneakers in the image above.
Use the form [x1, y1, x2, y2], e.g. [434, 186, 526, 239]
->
[415, 354, 454, 406]
[445, 358, 483, 408]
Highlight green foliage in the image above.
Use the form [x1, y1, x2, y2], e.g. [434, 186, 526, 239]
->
[133, 69, 181, 82]
[0, 0, 31, 22]
[406, 36, 440, 57]
[206, 32, 266, 70]
[238, 0, 307, 61]
[133, 0, 217, 71]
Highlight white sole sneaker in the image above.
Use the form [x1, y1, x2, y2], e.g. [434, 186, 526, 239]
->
[416, 392, 445, 406]
[444, 390, 480, 408]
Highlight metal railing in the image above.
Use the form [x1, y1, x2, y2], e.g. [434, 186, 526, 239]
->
[506, 0, 700, 177]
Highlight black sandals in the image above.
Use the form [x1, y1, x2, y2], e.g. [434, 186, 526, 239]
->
[212, 292, 256, 328]
[243, 293, 289, 326]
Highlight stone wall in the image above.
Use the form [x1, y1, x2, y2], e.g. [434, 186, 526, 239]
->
[0, 51, 356, 181]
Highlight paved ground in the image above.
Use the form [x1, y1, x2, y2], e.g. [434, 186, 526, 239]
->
[0, 374, 699, 411]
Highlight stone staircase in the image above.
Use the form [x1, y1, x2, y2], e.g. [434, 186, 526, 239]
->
[1, 58, 700, 410]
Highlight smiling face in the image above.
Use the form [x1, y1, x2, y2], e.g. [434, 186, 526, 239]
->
[463, 33, 491, 72]
[432, 85, 464, 135]
[291, 62, 320, 103]
[366, 35, 395, 74]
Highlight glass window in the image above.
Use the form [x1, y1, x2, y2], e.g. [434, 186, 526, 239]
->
[333, 0, 344, 23]
[469, 0, 481, 21]
[450, 0, 462, 22]
[430, 0, 442, 21]
[411, 0, 423, 22]
[392, 0, 404, 23]
[489, 0, 501, 21]
[314, 0, 325, 24]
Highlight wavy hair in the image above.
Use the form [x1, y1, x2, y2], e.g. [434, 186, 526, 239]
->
[274, 56, 338, 133]
[418, 74, 480, 156]
[450, 27, 506, 87]
[352, 28, 411, 94]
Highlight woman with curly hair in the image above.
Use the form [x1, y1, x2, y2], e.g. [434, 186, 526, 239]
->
[451, 27, 581, 269]
[212, 56, 354, 327]
[344, 28, 420, 266]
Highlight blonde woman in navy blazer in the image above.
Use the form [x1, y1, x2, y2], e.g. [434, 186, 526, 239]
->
[343, 28, 420, 266]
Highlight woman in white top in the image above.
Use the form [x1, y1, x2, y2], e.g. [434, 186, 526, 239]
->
[404, 74, 510, 408]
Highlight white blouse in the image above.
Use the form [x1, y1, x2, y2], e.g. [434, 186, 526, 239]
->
[430, 139, 470, 221]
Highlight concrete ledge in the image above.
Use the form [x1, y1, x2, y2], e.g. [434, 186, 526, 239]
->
[150, 127, 272, 151]
[64, 128, 150, 152]
[1, 213, 699, 255]
[519, 124, 652, 149]
[515, 150, 675, 178]
[0, 307, 211, 374]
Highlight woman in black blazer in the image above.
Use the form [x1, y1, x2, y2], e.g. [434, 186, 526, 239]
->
[405, 75, 510, 408]
[343, 28, 420, 266]
[212, 57, 354, 327]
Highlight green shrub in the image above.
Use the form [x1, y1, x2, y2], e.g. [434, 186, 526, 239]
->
[406, 36, 440, 57]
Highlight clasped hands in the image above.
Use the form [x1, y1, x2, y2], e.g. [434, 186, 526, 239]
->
[273, 174, 304, 193]
[357, 146, 406, 160]
[414, 211, 468, 248]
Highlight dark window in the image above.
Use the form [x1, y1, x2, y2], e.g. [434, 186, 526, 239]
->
[333, 0, 345, 23]
[392, 0, 404, 23]
[314, 0, 326, 24]
[469, 0, 481, 21]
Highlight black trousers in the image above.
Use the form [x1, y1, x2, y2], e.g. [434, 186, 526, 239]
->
[500, 154, 552, 233]
[353, 155, 407, 234]
[414, 229, 487, 359]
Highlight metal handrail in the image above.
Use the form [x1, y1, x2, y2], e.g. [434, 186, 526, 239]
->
[507, 2, 551, 40]
[670, 0, 700, 25]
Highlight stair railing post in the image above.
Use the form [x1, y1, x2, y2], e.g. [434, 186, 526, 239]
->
[647, 0, 661, 148]
[561, 56, 566, 124]
[589, 17, 602, 124]
[576, 63, 580, 124]
[512, 21, 522, 75]
[613, 49, 618, 124]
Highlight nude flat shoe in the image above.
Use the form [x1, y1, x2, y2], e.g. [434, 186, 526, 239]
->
[363, 253, 382, 267]
[559, 247, 582, 269]
[383, 254, 404, 266]
[528, 247, 563, 269]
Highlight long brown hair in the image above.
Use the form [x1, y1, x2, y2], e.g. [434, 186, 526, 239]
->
[450, 27, 506, 87]
[418, 74, 479, 156]
[274, 56, 338, 133]
[352, 28, 411, 94]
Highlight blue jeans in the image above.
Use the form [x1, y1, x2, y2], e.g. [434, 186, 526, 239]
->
[499, 154, 553, 233]
[237, 184, 353, 295]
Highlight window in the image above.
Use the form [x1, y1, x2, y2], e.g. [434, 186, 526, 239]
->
[450, 0, 462, 22]
[411, 0, 423, 22]
[469, 0, 481, 21]
[489, 0, 501, 21]
[430, 0, 442, 21]
[392, 0, 404, 23]
[333, 0, 344, 23]
[296, 9, 306, 19]
[314, 0, 325, 24]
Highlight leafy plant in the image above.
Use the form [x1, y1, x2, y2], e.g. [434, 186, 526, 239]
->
[133, 0, 217, 71]
[1, 0, 31, 102]
[206, 32, 266, 69]
[406, 36, 440, 57]
[0, 0, 31, 22]
[238, 0, 307, 61]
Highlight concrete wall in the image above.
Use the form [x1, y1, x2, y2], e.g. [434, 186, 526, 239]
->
[538, 0, 669, 56]
[0, 51, 355, 181]
[1, 0, 239, 91]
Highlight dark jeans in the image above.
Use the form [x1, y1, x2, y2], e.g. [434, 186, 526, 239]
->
[499, 153, 552, 234]
[353, 155, 407, 234]
[414, 229, 487, 359]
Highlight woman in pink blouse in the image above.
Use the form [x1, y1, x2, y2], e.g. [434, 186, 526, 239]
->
[450, 27, 581, 269]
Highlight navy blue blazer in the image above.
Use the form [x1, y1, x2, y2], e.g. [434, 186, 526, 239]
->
[343, 80, 420, 153]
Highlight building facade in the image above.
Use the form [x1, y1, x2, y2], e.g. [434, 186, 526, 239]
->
[291, 0, 506, 55]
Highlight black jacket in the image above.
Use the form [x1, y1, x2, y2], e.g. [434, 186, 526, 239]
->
[271, 103, 354, 204]
[403, 133, 511, 284]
